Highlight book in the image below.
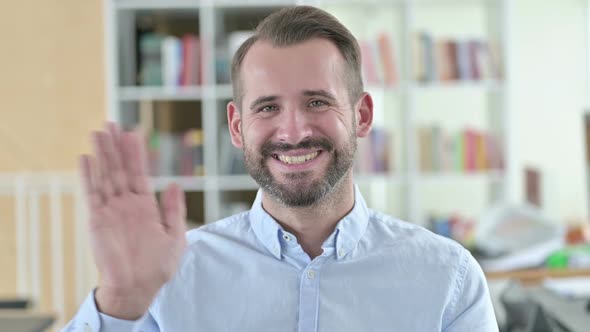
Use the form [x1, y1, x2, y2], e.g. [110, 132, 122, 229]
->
[412, 32, 502, 83]
[446, 41, 459, 80]
[162, 36, 182, 87]
[412, 33, 426, 82]
[436, 40, 453, 81]
[370, 128, 392, 172]
[139, 33, 163, 85]
[468, 40, 481, 80]
[182, 129, 205, 176]
[475, 132, 487, 170]
[417, 126, 503, 173]
[360, 40, 380, 85]
[377, 32, 398, 86]
[181, 35, 201, 86]
[463, 129, 478, 172]
[418, 127, 433, 171]
[456, 40, 472, 80]
[355, 127, 393, 173]
[525, 167, 541, 207]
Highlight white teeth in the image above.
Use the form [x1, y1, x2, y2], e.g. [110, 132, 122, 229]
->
[277, 151, 319, 165]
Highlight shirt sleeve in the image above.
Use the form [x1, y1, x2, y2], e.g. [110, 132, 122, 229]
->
[61, 290, 160, 332]
[443, 250, 499, 332]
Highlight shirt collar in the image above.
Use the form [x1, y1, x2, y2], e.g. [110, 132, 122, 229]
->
[249, 185, 370, 260]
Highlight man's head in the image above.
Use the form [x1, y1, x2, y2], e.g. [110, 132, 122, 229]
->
[227, 6, 373, 208]
[231, 5, 364, 109]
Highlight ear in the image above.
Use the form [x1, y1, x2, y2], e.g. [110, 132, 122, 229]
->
[227, 101, 243, 148]
[354, 92, 373, 138]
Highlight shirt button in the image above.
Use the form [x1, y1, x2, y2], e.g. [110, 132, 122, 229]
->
[282, 234, 291, 241]
[338, 250, 345, 257]
[84, 323, 92, 332]
[307, 270, 316, 279]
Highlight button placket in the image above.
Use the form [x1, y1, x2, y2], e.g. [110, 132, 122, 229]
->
[297, 256, 326, 332]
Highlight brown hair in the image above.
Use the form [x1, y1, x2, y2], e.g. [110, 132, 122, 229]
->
[230, 5, 363, 109]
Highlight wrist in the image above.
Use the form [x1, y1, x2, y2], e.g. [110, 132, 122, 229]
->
[95, 285, 158, 320]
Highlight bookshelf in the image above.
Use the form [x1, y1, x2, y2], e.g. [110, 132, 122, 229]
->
[104, 0, 511, 230]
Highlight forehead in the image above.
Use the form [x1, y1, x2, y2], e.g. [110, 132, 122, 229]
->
[240, 38, 348, 105]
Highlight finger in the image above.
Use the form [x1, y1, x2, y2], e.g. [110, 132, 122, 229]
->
[161, 183, 186, 237]
[106, 122, 128, 194]
[91, 131, 115, 198]
[79, 155, 104, 211]
[121, 131, 152, 194]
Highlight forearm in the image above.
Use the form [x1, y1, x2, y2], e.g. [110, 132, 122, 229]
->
[61, 289, 159, 332]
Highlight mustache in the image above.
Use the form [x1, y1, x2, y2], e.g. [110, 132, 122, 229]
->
[260, 137, 334, 157]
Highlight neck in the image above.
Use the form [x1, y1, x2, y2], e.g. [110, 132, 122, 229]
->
[261, 173, 355, 260]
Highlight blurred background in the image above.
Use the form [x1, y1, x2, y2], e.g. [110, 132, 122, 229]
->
[1, 0, 590, 331]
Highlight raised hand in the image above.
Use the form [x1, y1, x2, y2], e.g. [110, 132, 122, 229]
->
[79, 122, 187, 320]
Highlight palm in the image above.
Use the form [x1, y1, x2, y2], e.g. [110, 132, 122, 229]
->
[79, 123, 186, 298]
[91, 193, 184, 292]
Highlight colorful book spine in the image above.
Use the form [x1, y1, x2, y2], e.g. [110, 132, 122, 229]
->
[377, 32, 398, 86]
[412, 32, 501, 83]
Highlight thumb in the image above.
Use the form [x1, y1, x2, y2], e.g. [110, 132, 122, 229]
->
[161, 183, 186, 237]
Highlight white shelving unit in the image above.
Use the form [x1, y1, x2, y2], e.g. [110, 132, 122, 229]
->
[104, 0, 511, 226]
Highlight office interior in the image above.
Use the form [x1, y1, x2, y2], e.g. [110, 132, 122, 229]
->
[0, 0, 589, 331]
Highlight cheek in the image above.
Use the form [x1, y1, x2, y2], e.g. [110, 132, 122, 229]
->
[317, 114, 353, 142]
[242, 119, 272, 149]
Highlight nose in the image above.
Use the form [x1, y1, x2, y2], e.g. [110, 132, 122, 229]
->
[275, 109, 313, 145]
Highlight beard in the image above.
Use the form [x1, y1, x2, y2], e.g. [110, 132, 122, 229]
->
[242, 130, 357, 207]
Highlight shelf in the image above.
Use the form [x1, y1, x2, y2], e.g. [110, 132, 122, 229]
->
[151, 174, 409, 192]
[215, 175, 259, 191]
[114, 0, 202, 10]
[118, 85, 235, 101]
[416, 170, 504, 182]
[410, 80, 502, 92]
[151, 176, 207, 191]
[486, 268, 590, 284]
[151, 175, 259, 191]
[354, 174, 404, 185]
[411, 0, 497, 6]
[320, 0, 406, 6]
[117, 82, 500, 102]
[212, 0, 298, 8]
[365, 85, 404, 95]
[119, 86, 207, 101]
[214, 84, 234, 100]
[321, 0, 494, 6]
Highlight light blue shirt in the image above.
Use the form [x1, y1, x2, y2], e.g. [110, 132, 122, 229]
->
[64, 186, 498, 331]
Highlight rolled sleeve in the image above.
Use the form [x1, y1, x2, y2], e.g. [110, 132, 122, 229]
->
[61, 289, 158, 332]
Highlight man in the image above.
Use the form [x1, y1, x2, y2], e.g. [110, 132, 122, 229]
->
[65, 6, 498, 332]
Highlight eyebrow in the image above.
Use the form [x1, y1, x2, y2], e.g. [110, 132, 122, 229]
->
[248, 89, 338, 110]
[249, 95, 279, 110]
[303, 89, 337, 102]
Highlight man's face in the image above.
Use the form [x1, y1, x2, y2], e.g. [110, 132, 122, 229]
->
[228, 38, 370, 207]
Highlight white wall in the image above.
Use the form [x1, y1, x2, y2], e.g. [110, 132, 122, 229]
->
[508, 0, 588, 222]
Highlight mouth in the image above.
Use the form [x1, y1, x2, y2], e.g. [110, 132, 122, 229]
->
[271, 150, 322, 165]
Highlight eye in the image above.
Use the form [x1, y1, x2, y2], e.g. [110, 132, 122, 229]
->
[309, 100, 328, 108]
[258, 105, 278, 113]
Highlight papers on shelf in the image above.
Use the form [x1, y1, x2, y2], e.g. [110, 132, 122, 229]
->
[543, 277, 590, 299]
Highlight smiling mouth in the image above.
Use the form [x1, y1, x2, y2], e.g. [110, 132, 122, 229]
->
[272, 151, 321, 165]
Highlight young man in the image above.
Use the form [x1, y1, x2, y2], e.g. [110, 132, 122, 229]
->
[65, 6, 498, 332]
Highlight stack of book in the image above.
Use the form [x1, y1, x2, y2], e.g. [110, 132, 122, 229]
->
[413, 32, 502, 83]
[355, 127, 393, 174]
[359, 32, 398, 87]
[138, 33, 202, 87]
[429, 213, 476, 249]
[147, 128, 204, 176]
[417, 125, 503, 172]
